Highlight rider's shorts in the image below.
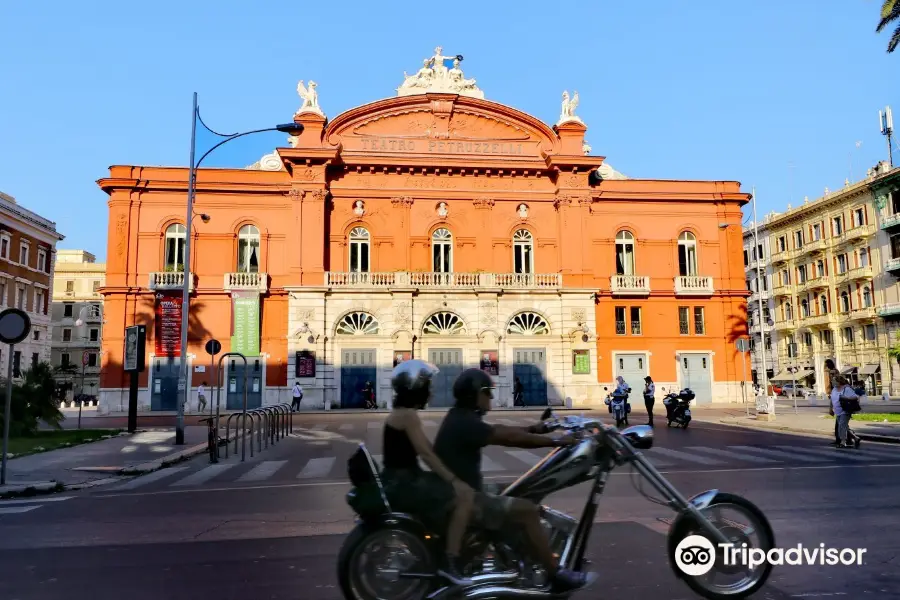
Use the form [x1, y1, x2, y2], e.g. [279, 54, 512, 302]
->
[473, 492, 515, 530]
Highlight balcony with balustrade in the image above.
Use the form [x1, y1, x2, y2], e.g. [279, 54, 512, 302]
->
[674, 275, 714, 295]
[803, 313, 837, 328]
[887, 257, 900, 274]
[774, 318, 798, 332]
[224, 272, 268, 293]
[850, 306, 877, 321]
[878, 303, 900, 318]
[771, 249, 794, 264]
[148, 271, 195, 291]
[800, 238, 827, 255]
[848, 265, 873, 281]
[749, 289, 771, 302]
[881, 212, 900, 231]
[773, 283, 796, 297]
[609, 275, 650, 296]
[324, 271, 563, 290]
[837, 224, 876, 246]
[806, 276, 831, 290]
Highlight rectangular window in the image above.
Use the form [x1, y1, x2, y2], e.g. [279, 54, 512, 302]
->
[35, 289, 44, 314]
[761, 275, 768, 291]
[693, 307, 705, 335]
[0, 234, 9, 259]
[837, 254, 847, 273]
[764, 335, 772, 350]
[812, 223, 822, 240]
[853, 207, 865, 227]
[794, 230, 803, 249]
[843, 327, 854, 344]
[63, 303, 73, 317]
[33, 330, 39, 340]
[803, 332, 813, 348]
[65, 280, 74, 293]
[92, 280, 101, 293]
[89, 328, 99, 342]
[864, 324, 876, 341]
[777, 236, 786, 252]
[37, 248, 47, 272]
[63, 328, 72, 342]
[821, 330, 833, 345]
[88, 353, 98, 367]
[833, 216, 843, 235]
[743, 250, 749, 266]
[630, 307, 642, 335]
[859, 248, 869, 268]
[797, 264, 807, 283]
[0, 278, 6, 306]
[61, 353, 70, 367]
[31, 352, 39, 368]
[16, 285, 26, 310]
[892, 234, 900, 260]
[12, 351, 21, 377]
[19, 243, 29, 267]
[787, 338, 797, 358]
[757, 244, 764, 260]
[678, 307, 690, 335]
[615, 307, 626, 335]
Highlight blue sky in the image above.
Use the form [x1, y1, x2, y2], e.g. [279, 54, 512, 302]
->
[1, 1, 897, 261]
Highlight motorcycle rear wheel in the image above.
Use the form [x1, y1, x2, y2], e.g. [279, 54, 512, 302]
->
[338, 526, 435, 600]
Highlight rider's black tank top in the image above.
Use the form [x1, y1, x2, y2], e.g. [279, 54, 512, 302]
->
[382, 423, 420, 471]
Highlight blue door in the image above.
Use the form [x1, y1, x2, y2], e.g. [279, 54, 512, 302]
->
[679, 353, 712, 405]
[513, 348, 548, 406]
[428, 348, 464, 407]
[226, 357, 263, 410]
[341, 349, 377, 409]
[150, 357, 181, 411]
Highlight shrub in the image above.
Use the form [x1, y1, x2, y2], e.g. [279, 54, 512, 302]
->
[0, 362, 65, 436]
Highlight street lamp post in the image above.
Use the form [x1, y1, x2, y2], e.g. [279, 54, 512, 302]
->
[174, 93, 302, 445]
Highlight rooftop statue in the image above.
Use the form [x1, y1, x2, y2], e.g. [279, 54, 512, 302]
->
[296, 80, 324, 116]
[557, 90, 582, 125]
[397, 47, 485, 99]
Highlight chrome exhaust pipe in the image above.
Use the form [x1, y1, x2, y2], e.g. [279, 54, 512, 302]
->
[463, 586, 555, 599]
[467, 571, 520, 585]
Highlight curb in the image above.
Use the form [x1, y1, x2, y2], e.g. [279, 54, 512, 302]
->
[715, 418, 900, 444]
[121, 442, 210, 475]
[0, 481, 65, 500]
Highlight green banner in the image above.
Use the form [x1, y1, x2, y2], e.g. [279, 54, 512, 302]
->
[572, 350, 591, 374]
[231, 295, 260, 356]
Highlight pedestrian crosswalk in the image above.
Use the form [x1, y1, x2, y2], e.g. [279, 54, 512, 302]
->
[99, 440, 900, 493]
[0, 496, 74, 516]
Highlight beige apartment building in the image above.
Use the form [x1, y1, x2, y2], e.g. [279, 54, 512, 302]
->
[50, 250, 105, 404]
[768, 176, 885, 395]
[871, 161, 900, 394]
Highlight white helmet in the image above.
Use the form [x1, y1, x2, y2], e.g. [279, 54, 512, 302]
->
[391, 359, 439, 396]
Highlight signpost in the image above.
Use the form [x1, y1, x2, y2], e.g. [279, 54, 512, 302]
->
[787, 347, 799, 415]
[0, 308, 32, 485]
[736, 338, 750, 416]
[123, 325, 146, 433]
[77, 350, 91, 430]
[204, 339, 222, 463]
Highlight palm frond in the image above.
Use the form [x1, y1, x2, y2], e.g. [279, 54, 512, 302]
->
[877, 0, 900, 32]
[889, 24, 900, 52]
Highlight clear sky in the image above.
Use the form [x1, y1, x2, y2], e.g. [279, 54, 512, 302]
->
[1, 0, 897, 262]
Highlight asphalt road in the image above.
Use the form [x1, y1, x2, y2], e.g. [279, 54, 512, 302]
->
[1, 411, 898, 599]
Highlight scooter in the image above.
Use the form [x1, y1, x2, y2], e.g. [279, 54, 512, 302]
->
[663, 388, 694, 428]
[604, 386, 631, 428]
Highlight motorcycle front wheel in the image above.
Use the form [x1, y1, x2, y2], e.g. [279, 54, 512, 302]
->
[338, 526, 435, 600]
[667, 492, 775, 599]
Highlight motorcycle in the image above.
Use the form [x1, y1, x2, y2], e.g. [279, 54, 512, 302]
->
[663, 388, 694, 428]
[603, 386, 631, 428]
[338, 408, 775, 600]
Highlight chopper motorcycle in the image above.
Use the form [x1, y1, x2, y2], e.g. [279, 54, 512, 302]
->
[338, 409, 775, 600]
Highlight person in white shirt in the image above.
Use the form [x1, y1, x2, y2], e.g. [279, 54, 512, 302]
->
[643, 376, 656, 427]
[197, 382, 207, 412]
[291, 382, 304, 412]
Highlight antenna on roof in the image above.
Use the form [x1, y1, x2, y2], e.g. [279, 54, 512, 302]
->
[880, 106, 894, 167]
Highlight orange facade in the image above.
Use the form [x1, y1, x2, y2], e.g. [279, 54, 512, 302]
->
[97, 87, 749, 413]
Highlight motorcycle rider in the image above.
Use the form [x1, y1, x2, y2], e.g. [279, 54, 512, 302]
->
[433, 368, 598, 593]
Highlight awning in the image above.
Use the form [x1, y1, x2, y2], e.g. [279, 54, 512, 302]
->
[841, 366, 858, 375]
[859, 364, 881, 376]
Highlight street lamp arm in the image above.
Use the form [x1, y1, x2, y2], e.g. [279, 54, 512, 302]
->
[194, 127, 286, 169]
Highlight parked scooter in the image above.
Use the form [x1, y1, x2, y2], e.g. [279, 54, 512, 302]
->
[604, 386, 631, 428]
[663, 388, 694, 428]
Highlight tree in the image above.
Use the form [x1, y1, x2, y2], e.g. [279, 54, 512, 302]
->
[888, 331, 900, 366]
[0, 361, 64, 437]
[877, 0, 900, 53]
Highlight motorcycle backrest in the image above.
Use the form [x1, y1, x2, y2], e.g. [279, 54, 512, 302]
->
[540, 407, 553, 420]
[621, 425, 654, 450]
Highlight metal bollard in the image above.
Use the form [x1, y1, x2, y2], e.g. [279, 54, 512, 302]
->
[225, 412, 244, 459]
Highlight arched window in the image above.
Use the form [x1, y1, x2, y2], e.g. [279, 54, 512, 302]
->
[349, 227, 370, 273]
[432, 228, 452, 273]
[800, 298, 809, 318]
[615, 231, 635, 275]
[816, 259, 825, 278]
[840, 291, 850, 313]
[336, 311, 379, 335]
[784, 301, 793, 320]
[237, 225, 260, 273]
[423, 311, 465, 335]
[513, 229, 533, 274]
[507, 312, 550, 335]
[863, 286, 873, 308]
[677, 232, 698, 276]
[164, 223, 186, 271]
[859, 248, 869, 268]
[820, 295, 828, 314]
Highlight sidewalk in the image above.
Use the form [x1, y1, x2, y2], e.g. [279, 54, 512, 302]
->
[1, 426, 212, 496]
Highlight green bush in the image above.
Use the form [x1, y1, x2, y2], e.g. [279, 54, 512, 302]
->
[0, 362, 64, 436]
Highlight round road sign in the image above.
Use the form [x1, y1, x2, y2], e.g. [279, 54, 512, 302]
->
[205, 339, 222, 356]
[82, 351, 91, 366]
[0, 308, 31, 345]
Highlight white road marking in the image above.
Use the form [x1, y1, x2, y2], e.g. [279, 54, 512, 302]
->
[237, 461, 288, 482]
[297, 457, 337, 479]
[110, 467, 190, 490]
[171, 464, 236, 487]
[339, 424, 353, 431]
[0, 496, 74, 505]
[730, 446, 822, 462]
[777, 445, 877, 462]
[505, 450, 542, 467]
[311, 423, 327, 431]
[648, 447, 725, 465]
[481, 456, 505, 472]
[688, 446, 778, 464]
[367, 422, 380, 430]
[0, 506, 40, 514]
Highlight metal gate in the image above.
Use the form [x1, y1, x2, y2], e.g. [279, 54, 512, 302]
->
[513, 348, 548, 406]
[341, 349, 377, 409]
[679, 353, 712, 404]
[428, 348, 464, 407]
[150, 357, 181, 411]
[615, 354, 648, 394]
[225, 357, 263, 410]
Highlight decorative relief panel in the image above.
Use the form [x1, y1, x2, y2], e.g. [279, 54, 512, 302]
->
[571, 309, 586, 323]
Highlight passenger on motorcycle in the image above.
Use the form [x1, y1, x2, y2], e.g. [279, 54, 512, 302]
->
[380, 360, 477, 584]
[432, 368, 598, 593]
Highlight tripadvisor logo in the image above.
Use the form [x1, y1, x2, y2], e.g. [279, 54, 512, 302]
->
[674, 535, 867, 575]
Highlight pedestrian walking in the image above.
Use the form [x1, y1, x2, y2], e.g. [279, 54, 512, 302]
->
[291, 381, 303, 411]
[363, 381, 377, 409]
[824, 359, 840, 445]
[513, 377, 524, 407]
[831, 375, 861, 449]
[197, 381, 207, 412]
[643, 376, 656, 427]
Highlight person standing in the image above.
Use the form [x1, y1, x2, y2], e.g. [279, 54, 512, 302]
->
[197, 381, 207, 412]
[824, 359, 840, 445]
[643, 376, 656, 427]
[291, 381, 303, 412]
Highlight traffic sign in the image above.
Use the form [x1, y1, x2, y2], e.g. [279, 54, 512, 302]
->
[205, 339, 222, 356]
[736, 338, 749, 353]
[0, 308, 31, 345]
[82, 351, 90, 366]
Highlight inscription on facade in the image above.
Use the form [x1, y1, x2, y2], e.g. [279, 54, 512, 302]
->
[357, 137, 528, 156]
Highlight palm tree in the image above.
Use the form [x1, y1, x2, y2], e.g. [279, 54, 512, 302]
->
[877, 0, 900, 53]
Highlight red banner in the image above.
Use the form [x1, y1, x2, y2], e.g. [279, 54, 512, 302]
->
[155, 293, 183, 356]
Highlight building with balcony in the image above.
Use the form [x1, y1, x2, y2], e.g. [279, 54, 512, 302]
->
[50, 250, 105, 403]
[766, 175, 884, 394]
[96, 52, 750, 413]
[743, 214, 779, 384]
[0, 191, 64, 380]
[872, 161, 900, 394]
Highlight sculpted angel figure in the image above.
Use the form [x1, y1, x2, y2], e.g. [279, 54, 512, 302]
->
[560, 90, 580, 121]
[401, 59, 435, 89]
[429, 46, 456, 78]
[448, 58, 476, 91]
[296, 80, 320, 114]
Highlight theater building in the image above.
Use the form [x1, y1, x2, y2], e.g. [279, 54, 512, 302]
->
[97, 51, 749, 414]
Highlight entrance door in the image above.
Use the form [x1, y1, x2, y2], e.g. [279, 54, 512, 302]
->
[150, 357, 181, 411]
[225, 357, 263, 410]
[615, 354, 648, 394]
[428, 348, 464, 407]
[341, 349, 377, 409]
[513, 348, 548, 406]
[679, 353, 712, 404]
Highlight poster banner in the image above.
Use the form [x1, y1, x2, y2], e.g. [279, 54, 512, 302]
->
[155, 294, 183, 356]
[480, 350, 498, 376]
[295, 350, 316, 377]
[231, 292, 260, 356]
[572, 349, 591, 374]
[393, 351, 411, 367]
